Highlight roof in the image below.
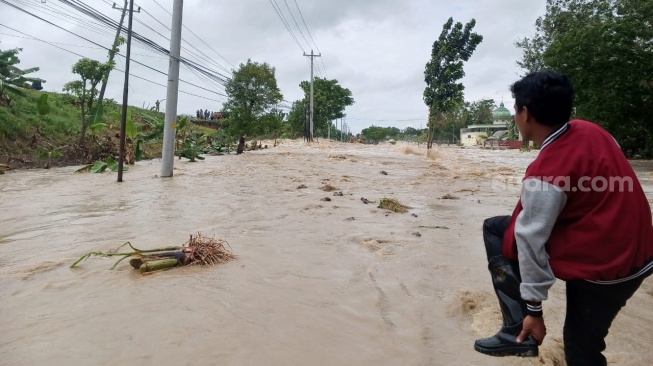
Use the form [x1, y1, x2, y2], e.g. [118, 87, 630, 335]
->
[493, 102, 513, 120]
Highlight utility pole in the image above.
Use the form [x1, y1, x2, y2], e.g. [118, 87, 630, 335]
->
[161, 0, 184, 178]
[117, 0, 135, 182]
[303, 49, 321, 142]
[98, 1, 140, 113]
[328, 120, 330, 140]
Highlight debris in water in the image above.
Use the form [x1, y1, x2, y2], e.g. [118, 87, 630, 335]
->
[333, 192, 344, 196]
[380, 170, 388, 175]
[70, 233, 236, 275]
[297, 184, 307, 189]
[321, 197, 332, 202]
[360, 197, 376, 204]
[412, 232, 422, 237]
[441, 194, 459, 200]
[378, 198, 409, 213]
[320, 184, 338, 192]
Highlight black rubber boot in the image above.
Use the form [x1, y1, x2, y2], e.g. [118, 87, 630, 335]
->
[474, 257, 539, 357]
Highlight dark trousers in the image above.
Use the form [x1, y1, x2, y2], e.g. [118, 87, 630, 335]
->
[483, 215, 644, 366]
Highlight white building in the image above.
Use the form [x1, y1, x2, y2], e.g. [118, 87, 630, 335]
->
[460, 102, 521, 147]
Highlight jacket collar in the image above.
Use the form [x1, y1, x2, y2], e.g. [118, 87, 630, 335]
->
[541, 122, 570, 150]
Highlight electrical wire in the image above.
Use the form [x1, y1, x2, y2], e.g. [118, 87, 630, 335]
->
[268, 0, 305, 53]
[149, 0, 235, 70]
[5, 0, 231, 86]
[293, 0, 327, 77]
[0, 23, 226, 100]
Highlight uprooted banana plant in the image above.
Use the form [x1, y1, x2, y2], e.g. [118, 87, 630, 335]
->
[70, 233, 236, 274]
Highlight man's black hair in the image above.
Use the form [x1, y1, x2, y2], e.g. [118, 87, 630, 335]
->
[510, 70, 575, 127]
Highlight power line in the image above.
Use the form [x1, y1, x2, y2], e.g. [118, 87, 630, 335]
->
[268, 0, 305, 52]
[281, 0, 311, 51]
[0, 23, 226, 100]
[4, 0, 230, 86]
[293, 0, 328, 78]
[148, 0, 235, 70]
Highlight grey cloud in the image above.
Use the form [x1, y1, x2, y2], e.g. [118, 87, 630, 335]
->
[1, 0, 546, 134]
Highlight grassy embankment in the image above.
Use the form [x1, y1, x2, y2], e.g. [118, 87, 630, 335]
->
[0, 89, 215, 169]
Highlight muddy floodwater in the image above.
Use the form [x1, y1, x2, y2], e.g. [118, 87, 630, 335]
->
[1, 140, 652, 366]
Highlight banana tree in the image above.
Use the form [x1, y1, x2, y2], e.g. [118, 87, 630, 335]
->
[110, 110, 144, 164]
[0, 48, 45, 105]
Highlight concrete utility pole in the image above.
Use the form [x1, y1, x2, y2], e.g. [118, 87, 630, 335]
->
[328, 120, 330, 140]
[161, 0, 184, 177]
[97, 1, 130, 113]
[303, 49, 321, 142]
[117, 0, 135, 182]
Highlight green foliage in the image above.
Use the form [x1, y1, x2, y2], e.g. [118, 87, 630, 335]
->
[36, 94, 51, 116]
[297, 78, 354, 134]
[64, 58, 113, 144]
[286, 100, 308, 138]
[424, 17, 483, 148]
[464, 99, 495, 125]
[0, 48, 44, 105]
[361, 126, 400, 143]
[108, 110, 144, 163]
[223, 59, 284, 138]
[177, 136, 206, 162]
[0, 89, 171, 167]
[516, 0, 653, 157]
[90, 155, 126, 173]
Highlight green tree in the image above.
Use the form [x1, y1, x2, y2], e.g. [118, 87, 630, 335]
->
[63, 58, 112, 145]
[0, 48, 44, 106]
[423, 17, 483, 149]
[361, 126, 401, 143]
[286, 100, 309, 139]
[223, 59, 283, 138]
[298, 78, 354, 136]
[516, 0, 653, 157]
[464, 99, 496, 125]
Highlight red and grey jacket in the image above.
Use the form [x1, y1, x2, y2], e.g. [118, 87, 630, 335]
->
[503, 120, 653, 316]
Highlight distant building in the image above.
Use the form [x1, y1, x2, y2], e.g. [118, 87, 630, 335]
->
[460, 102, 521, 147]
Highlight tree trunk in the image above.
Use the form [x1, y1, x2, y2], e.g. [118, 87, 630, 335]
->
[79, 80, 88, 145]
[96, 0, 128, 109]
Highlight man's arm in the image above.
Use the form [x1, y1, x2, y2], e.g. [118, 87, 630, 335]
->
[514, 178, 567, 316]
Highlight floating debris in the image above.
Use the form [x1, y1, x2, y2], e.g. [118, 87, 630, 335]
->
[380, 170, 388, 175]
[361, 197, 376, 204]
[320, 184, 338, 192]
[70, 233, 236, 275]
[333, 192, 344, 197]
[297, 184, 308, 189]
[378, 198, 409, 213]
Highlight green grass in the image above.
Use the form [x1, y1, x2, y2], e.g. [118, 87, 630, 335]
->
[0, 89, 216, 167]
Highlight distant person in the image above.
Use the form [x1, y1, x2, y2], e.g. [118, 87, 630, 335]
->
[474, 70, 653, 365]
[155, 100, 160, 112]
[31, 80, 43, 90]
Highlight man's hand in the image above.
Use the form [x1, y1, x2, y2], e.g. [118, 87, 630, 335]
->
[517, 315, 546, 345]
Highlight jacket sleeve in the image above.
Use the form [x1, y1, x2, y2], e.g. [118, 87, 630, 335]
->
[514, 178, 567, 316]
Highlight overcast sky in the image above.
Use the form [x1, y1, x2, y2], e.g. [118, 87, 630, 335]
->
[0, 0, 546, 134]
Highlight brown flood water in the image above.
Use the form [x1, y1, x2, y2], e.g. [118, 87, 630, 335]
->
[1, 140, 652, 366]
